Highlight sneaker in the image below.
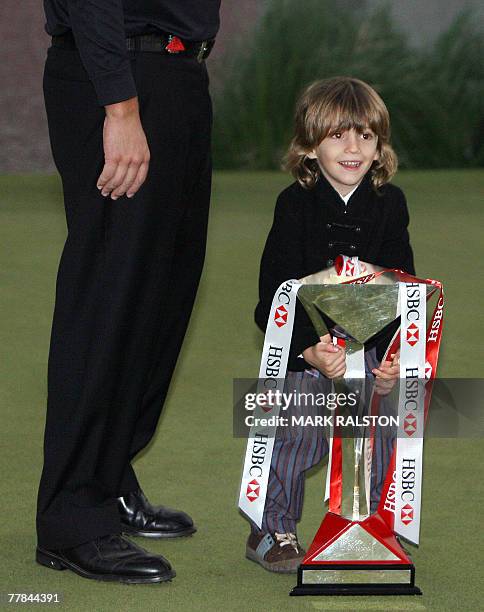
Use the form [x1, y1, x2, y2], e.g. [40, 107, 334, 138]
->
[246, 532, 305, 574]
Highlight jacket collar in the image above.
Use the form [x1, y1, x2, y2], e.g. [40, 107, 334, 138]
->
[313, 170, 374, 215]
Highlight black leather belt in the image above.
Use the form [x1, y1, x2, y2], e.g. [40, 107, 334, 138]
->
[52, 32, 215, 62]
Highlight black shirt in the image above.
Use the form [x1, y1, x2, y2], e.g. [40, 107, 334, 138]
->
[43, 1, 221, 106]
[254, 172, 415, 370]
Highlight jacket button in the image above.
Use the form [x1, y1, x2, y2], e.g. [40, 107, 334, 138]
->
[355, 226, 361, 233]
[328, 242, 334, 248]
[327, 259, 334, 266]
[326, 223, 332, 230]
[350, 244, 356, 251]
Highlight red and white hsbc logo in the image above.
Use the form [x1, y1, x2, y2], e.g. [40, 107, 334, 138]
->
[274, 305, 288, 327]
[401, 503, 414, 524]
[405, 284, 421, 347]
[406, 322, 419, 346]
[246, 479, 260, 502]
[404, 414, 417, 436]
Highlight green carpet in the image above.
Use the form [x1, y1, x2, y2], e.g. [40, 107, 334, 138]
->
[0, 170, 483, 611]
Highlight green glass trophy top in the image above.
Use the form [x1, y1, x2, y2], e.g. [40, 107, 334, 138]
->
[297, 284, 400, 344]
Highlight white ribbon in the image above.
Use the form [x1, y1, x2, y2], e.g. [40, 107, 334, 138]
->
[238, 280, 301, 527]
[394, 282, 426, 544]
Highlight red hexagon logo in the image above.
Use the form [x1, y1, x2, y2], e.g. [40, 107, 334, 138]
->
[246, 479, 260, 502]
[274, 305, 288, 327]
[406, 323, 419, 346]
[401, 503, 414, 525]
[404, 414, 417, 436]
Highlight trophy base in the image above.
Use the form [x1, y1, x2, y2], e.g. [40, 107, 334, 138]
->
[290, 575, 422, 596]
[290, 512, 422, 597]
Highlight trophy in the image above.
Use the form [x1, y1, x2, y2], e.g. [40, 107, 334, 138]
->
[289, 259, 442, 596]
[238, 256, 444, 596]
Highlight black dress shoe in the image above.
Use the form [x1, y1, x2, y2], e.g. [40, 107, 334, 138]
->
[36, 534, 175, 584]
[118, 489, 196, 538]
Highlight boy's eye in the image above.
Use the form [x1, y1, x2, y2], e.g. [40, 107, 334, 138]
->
[361, 132, 374, 140]
[331, 132, 342, 139]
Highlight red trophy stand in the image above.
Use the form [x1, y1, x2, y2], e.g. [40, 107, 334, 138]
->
[291, 512, 420, 596]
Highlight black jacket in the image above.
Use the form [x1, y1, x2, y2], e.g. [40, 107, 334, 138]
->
[254, 171, 415, 370]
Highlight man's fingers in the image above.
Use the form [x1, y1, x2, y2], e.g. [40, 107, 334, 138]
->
[127, 161, 149, 198]
[97, 160, 118, 191]
[110, 162, 140, 199]
[97, 158, 149, 199]
[101, 162, 129, 197]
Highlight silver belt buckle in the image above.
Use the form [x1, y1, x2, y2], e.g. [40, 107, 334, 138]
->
[197, 41, 208, 63]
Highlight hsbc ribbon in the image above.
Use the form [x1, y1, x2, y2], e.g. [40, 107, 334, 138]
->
[378, 276, 444, 544]
[238, 279, 302, 528]
[393, 283, 426, 543]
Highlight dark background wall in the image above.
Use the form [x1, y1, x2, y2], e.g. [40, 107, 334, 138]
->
[0, 0, 481, 173]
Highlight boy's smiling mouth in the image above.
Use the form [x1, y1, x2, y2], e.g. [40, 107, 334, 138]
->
[338, 160, 363, 170]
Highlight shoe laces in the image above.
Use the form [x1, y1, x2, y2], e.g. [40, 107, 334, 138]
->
[274, 532, 299, 553]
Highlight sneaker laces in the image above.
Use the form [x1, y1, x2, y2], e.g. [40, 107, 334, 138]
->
[274, 532, 299, 553]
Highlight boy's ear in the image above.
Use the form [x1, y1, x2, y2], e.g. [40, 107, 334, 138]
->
[306, 150, 318, 160]
[373, 148, 380, 161]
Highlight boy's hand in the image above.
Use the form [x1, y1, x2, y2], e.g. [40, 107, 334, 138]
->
[372, 349, 400, 396]
[303, 334, 346, 379]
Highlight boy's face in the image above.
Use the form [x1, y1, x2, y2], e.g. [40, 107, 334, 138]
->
[307, 127, 379, 196]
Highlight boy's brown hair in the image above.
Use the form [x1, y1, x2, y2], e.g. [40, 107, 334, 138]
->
[284, 77, 397, 189]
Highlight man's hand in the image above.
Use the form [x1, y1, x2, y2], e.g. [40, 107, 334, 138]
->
[302, 333, 346, 379]
[372, 349, 400, 396]
[97, 97, 150, 200]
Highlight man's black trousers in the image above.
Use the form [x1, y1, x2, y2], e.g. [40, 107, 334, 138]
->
[37, 44, 212, 549]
